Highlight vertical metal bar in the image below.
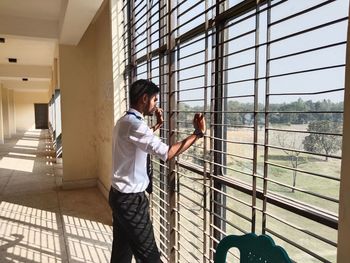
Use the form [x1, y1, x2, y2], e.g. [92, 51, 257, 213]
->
[263, 0, 271, 234]
[213, 0, 225, 253]
[222, 0, 228, 239]
[209, 6, 216, 262]
[175, 3, 180, 262]
[127, 0, 136, 84]
[147, 0, 154, 221]
[147, 0, 151, 80]
[159, 0, 167, 257]
[167, 0, 177, 261]
[252, 0, 260, 234]
[203, 2, 209, 261]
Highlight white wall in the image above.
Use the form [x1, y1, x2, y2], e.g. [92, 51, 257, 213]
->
[14, 91, 50, 132]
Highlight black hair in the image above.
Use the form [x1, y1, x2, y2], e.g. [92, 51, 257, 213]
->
[129, 79, 160, 106]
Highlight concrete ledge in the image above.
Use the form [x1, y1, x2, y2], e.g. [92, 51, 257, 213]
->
[97, 180, 110, 200]
[61, 178, 97, 190]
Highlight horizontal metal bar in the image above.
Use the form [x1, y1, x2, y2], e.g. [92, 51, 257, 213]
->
[267, 127, 343, 137]
[270, 16, 349, 45]
[211, 198, 251, 223]
[266, 212, 337, 247]
[208, 174, 338, 229]
[266, 228, 332, 262]
[218, 18, 348, 62]
[177, 0, 203, 19]
[179, 181, 203, 197]
[266, 161, 340, 181]
[175, 208, 205, 231]
[172, 5, 215, 34]
[209, 134, 254, 146]
[267, 110, 343, 114]
[269, 0, 337, 27]
[151, 183, 169, 197]
[152, 226, 168, 246]
[176, 85, 207, 93]
[150, 206, 168, 229]
[176, 27, 214, 49]
[178, 74, 205, 82]
[178, 190, 203, 208]
[210, 123, 255, 129]
[178, 49, 205, 60]
[177, 201, 204, 219]
[174, 61, 207, 73]
[209, 182, 253, 208]
[269, 64, 346, 79]
[269, 42, 346, 62]
[214, 94, 255, 100]
[265, 192, 338, 229]
[266, 143, 342, 160]
[177, 221, 204, 243]
[177, 240, 201, 262]
[222, 62, 256, 73]
[265, 177, 339, 203]
[135, 44, 167, 64]
[211, 149, 254, 161]
[220, 29, 256, 47]
[133, 1, 146, 17]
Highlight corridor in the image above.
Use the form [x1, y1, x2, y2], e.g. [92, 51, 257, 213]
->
[0, 129, 112, 263]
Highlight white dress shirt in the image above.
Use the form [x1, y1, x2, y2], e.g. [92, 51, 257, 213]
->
[111, 108, 169, 193]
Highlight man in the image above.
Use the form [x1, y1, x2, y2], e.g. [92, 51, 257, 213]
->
[109, 79, 206, 263]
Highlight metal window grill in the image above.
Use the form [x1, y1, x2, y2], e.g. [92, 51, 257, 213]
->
[122, 0, 349, 262]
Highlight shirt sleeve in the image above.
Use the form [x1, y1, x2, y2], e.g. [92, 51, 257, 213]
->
[128, 121, 169, 161]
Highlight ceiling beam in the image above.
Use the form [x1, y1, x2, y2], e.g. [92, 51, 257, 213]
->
[59, 0, 103, 45]
[0, 79, 50, 92]
[0, 15, 58, 39]
[0, 64, 52, 79]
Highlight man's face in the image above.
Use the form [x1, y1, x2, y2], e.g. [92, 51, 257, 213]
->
[144, 93, 158, 116]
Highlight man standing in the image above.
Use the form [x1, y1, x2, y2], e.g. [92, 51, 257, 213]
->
[109, 79, 206, 263]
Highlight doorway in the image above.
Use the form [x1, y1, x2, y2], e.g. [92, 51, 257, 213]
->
[34, 103, 48, 129]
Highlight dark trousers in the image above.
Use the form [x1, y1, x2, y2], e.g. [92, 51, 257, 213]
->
[109, 187, 161, 263]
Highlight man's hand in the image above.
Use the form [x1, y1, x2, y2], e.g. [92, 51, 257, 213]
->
[155, 107, 164, 126]
[193, 113, 206, 138]
[152, 107, 164, 132]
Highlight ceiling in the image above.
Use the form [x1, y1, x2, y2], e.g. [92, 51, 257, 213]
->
[0, 0, 104, 92]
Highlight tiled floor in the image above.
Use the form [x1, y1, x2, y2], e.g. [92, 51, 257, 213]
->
[0, 129, 113, 263]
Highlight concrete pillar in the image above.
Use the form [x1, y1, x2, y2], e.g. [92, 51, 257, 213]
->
[337, 4, 350, 262]
[0, 84, 4, 144]
[1, 87, 10, 138]
[8, 89, 16, 135]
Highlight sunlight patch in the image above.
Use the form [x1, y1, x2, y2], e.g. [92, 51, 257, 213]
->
[16, 140, 39, 148]
[63, 215, 112, 263]
[8, 152, 37, 158]
[0, 157, 34, 172]
[0, 201, 61, 262]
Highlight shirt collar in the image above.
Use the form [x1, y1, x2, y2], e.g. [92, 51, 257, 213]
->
[127, 108, 144, 120]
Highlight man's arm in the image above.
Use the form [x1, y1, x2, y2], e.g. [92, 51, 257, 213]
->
[167, 134, 200, 160]
[167, 113, 205, 160]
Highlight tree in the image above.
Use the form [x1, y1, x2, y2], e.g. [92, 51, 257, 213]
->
[303, 120, 342, 161]
[276, 132, 304, 192]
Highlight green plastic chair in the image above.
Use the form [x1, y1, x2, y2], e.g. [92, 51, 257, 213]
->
[214, 233, 292, 263]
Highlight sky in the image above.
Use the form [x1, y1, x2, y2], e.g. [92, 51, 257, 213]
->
[134, 0, 350, 106]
